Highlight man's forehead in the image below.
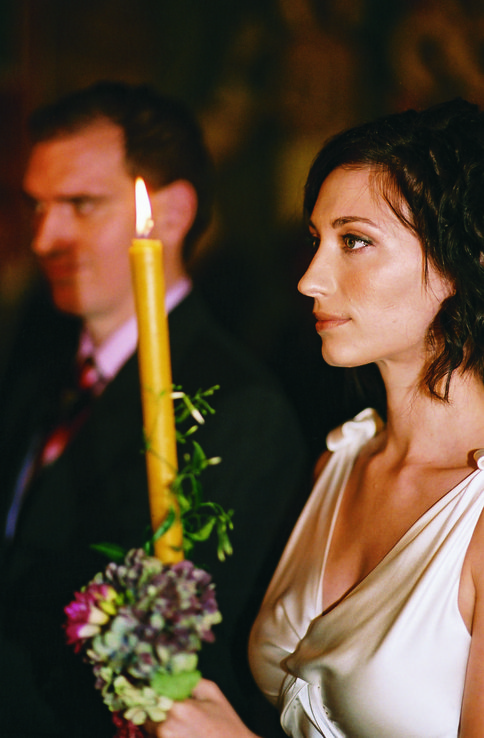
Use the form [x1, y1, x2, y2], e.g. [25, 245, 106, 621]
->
[24, 121, 130, 195]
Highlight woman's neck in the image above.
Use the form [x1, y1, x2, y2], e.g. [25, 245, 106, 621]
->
[380, 367, 484, 468]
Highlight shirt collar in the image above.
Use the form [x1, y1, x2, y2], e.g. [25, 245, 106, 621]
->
[165, 276, 192, 313]
[78, 277, 192, 382]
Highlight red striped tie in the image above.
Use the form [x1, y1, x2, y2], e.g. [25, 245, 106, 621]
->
[39, 356, 104, 467]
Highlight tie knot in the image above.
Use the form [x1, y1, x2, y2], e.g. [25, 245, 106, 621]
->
[77, 356, 103, 393]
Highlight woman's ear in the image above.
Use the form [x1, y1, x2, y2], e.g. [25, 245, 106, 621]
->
[150, 180, 198, 247]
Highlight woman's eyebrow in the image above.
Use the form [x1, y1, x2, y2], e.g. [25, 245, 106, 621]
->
[331, 216, 378, 228]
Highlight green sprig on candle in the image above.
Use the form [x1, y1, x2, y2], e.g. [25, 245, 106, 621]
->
[170, 385, 233, 562]
[92, 386, 233, 564]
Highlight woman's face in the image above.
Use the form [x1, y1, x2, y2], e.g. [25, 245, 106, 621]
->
[298, 166, 453, 374]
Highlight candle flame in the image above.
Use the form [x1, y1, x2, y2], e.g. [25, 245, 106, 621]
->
[135, 177, 155, 237]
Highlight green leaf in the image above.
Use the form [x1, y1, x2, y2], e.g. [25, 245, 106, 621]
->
[152, 508, 176, 541]
[151, 670, 201, 701]
[90, 542, 127, 562]
[191, 441, 206, 466]
[186, 518, 216, 541]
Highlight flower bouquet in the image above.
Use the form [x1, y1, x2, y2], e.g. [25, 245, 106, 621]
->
[64, 387, 232, 737]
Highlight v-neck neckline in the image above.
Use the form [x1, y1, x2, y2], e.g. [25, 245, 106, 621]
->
[319, 451, 481, 617]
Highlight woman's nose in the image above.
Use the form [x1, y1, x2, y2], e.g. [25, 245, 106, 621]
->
[298, 247, 337, 298]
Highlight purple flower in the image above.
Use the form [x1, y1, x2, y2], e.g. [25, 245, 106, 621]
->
[65, 549, 221, 728]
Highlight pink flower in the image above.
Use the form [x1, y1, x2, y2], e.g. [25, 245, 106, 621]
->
[64, 583, 119, 652]
[112, 712, 145, 738]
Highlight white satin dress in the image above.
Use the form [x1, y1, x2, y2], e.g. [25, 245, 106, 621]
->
[249, 409, 484, 737]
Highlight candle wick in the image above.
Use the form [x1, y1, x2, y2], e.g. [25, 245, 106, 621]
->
[140, 218, 154, 238]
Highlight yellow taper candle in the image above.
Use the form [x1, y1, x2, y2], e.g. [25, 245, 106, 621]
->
[129, 177, 184, 563]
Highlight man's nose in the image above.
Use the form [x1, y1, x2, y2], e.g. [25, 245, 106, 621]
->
[31, 205, 73, 256]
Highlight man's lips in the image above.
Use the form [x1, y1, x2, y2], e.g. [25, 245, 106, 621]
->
[314, 313, 350, 331]
[39, 258, 80, 281]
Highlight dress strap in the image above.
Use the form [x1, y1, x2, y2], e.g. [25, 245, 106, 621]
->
[474, 449, 484, 470]
[326, 408, 382, 452]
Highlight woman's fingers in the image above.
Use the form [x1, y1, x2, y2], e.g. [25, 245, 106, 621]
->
[156, 679, 260, 738]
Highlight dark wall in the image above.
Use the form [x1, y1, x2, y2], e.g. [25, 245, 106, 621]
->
[1, 0, 484, 456]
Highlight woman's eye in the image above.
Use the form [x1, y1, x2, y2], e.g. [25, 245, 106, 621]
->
[306, 233, 320, 250]
[342, 234, 370, 251]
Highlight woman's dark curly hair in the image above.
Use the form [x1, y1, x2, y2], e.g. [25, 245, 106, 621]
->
[304, 98, 484, 400]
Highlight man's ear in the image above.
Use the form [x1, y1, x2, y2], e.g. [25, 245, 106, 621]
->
[150, 180, 198, 247]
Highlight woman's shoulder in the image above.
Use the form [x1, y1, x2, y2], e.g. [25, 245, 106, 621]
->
[311, 407, 385, 484]
[464, 501, 484, 607]
[322, 407, 384, 460]
[326, 408, 384, 451]
[312, 448, 331, 482]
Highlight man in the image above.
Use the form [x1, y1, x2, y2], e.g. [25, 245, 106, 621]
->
[0, 83, 307, 737]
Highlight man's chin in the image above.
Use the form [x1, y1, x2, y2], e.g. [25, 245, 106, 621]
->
[50, 289, 86, 317]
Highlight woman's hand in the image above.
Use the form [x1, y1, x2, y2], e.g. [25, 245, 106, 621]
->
[154, 679, 261, 738]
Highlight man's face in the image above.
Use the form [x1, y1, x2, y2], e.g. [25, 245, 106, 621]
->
[23, 120, 137, 343]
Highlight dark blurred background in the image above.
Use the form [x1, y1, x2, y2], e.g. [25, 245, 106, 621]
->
[1, 0, 484, 459]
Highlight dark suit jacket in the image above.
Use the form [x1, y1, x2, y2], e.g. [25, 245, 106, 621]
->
[0, 288, 308, 738]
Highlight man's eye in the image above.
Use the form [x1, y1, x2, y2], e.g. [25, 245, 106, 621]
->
[342, 234, 370, 251]
[23, 196, 44, 217]
[28, 201, 46, 226]
[72, 198, 97, 215]
[33, 201, 45, 216]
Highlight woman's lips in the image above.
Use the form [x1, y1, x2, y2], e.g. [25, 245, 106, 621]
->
[314, 313, 350, 332]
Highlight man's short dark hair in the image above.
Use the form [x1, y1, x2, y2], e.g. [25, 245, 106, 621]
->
[29, 81, 214, 262]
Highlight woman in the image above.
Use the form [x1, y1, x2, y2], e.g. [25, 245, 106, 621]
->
[158, 99, 484, 737]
